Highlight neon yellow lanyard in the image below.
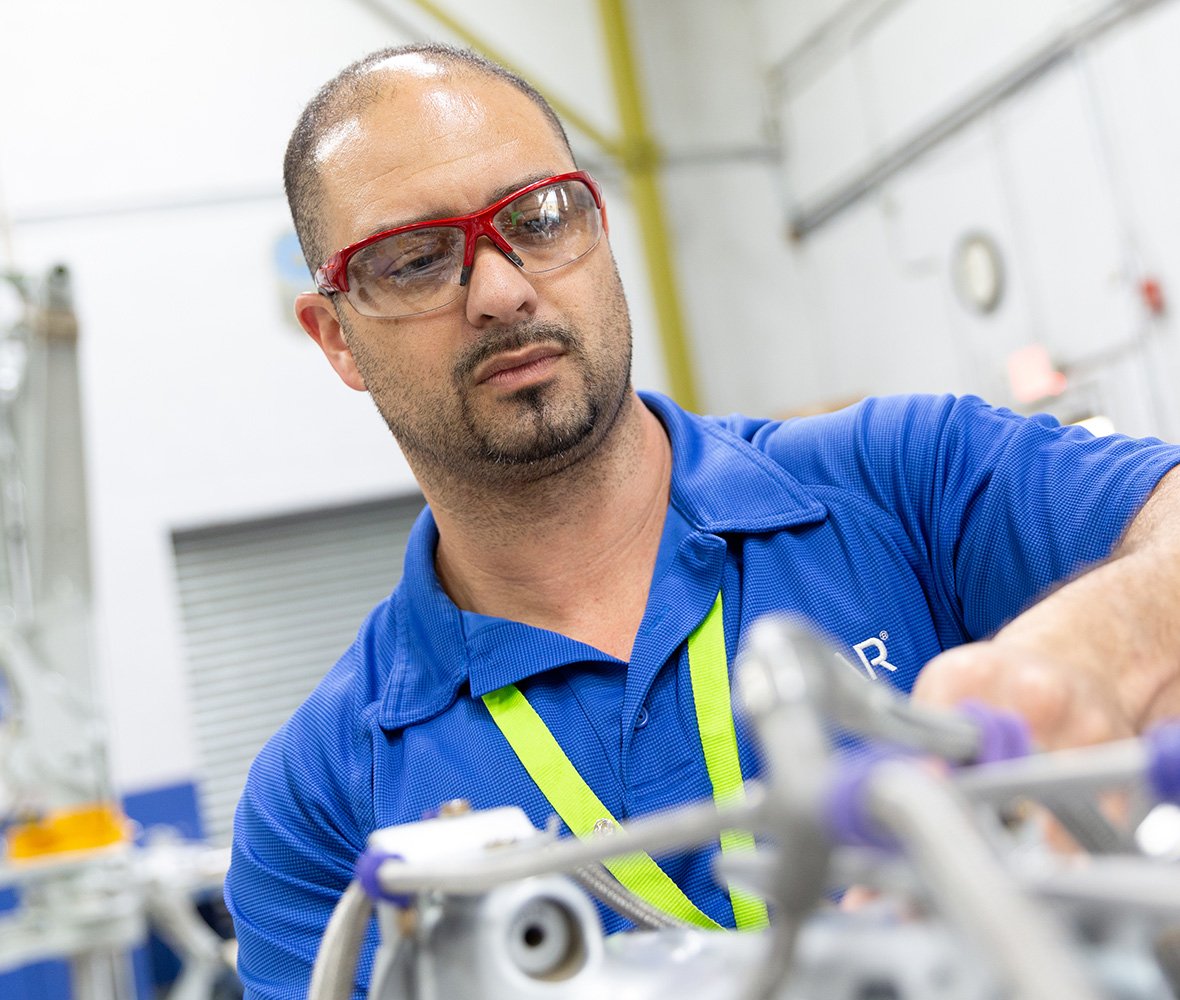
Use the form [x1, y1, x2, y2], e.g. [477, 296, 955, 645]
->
[481, 591, 769, 931]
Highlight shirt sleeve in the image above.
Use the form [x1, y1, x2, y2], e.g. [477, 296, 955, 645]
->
[224, 653, 378, 1000]
[731, 394, 1180, 641]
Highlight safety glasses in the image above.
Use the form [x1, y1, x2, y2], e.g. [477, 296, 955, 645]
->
[314, 171, 606, 318]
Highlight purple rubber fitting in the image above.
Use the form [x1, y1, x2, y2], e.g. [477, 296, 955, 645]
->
[957, 700, 1032, 764]
[1146, 722, 1180, 804]
[823, 754, 901, 852]
[355, 848, 410, 906]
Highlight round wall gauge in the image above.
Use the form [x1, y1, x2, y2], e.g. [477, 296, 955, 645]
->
[952, 231, 1004, 315]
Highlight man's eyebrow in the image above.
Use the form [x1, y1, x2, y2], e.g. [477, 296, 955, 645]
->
[358, 172, 559, 241]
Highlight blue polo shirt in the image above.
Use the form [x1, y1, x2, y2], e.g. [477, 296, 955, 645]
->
[226, 391, 1180, 999]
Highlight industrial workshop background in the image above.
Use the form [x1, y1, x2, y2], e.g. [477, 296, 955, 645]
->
[2, 0, 1180, 995]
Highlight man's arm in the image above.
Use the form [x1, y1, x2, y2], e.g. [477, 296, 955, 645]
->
[226, 727, 371, 1000]
[225, 660, 377, 1000]
[913, 465, 1180, 749]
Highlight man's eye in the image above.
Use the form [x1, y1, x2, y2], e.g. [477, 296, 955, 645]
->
[361, 235, 457, 284]
[385, 251, 450, 280]
[505, 208, 565, 241]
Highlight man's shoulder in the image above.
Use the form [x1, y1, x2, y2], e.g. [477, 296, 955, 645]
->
[647, 390, 1090, 540]
[644, 388, 970, 452]
[264, 592, 403, 759]
[704, 391, 1074, 488]
[707, 392, 964, 450]
[645, 389, 977, 492]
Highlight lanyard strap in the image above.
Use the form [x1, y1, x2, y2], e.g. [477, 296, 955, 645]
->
[481, 683, 720, 929]
[481, 590, 768, 931]
[685, 591, 770, 931]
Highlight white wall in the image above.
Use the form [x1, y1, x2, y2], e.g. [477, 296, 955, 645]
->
[732, 0, 1180, 435]
[0, 0, 666, 795]
[627, 0, 832, 415]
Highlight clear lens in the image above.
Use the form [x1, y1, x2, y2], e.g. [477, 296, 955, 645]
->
[494, 181, 602, 273]
[346, 227, 465, 317]
[342, 178, 602, 318]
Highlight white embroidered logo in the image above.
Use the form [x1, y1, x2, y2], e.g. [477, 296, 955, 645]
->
[851, 633, 897, 680]
[832, 631, 899, 681]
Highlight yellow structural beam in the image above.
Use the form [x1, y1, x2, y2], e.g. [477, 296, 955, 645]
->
[402, 0, 701, 410]
[596, 0, 699, 410]
[403, 0, 621, 158]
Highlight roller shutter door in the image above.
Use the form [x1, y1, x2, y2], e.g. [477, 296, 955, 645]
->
[172, 494, 423, 844]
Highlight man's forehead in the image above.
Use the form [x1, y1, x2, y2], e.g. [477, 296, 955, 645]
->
[314, 70, 557, 173]
[354, 171, 565, 242]
[314, 70, 571, 242]
[313, 66, 466, 167]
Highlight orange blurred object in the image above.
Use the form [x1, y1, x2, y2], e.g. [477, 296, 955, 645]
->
[1140, 277, 1166, 316]
[5, 802, 130, 861]
[1007, 344, 1068, 404]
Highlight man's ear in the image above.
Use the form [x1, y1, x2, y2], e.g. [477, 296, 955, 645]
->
[295, 292, 367, 391]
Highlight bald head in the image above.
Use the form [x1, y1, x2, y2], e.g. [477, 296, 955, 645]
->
[284, 43, 574, 278]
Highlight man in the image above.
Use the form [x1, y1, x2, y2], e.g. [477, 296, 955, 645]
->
[226, 42, 1180, 998]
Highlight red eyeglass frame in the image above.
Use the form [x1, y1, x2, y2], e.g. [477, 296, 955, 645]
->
[313, 170, 606, 298]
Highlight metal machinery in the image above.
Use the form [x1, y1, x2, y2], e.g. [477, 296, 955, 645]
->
[0, 266, 233, 1000]
[310, 620, 1180, 1000]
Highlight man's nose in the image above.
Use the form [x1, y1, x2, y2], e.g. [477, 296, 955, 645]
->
[463, 237, 538, 328]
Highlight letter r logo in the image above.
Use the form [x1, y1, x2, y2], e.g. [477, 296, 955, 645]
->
[852, 637, 897, 680]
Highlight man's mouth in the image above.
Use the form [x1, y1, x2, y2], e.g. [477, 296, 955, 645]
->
[474, 346, 566, 386]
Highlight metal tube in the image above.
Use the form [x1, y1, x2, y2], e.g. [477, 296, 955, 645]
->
[71, 950, 137, 1000]
[0, 281, 35, 627]
[376, 788, 766, 898]
[767, 0, 903, 97]
[572, 864, 685, 929]
[1020, 857, 1180, 917]
[787, 0, 1171, 240]
[308, 881, 375, 1000]
[1038, 797, 1138, 853]
[954, 737, 1147, 804]
[869, 759, 1102, 1000]
[731, 619, 840, 1000]
[0, 415, 36, 627]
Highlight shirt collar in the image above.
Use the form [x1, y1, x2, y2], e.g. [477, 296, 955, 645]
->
[378, 513, 468, 729]
[640, 390, 827, 532]
[377, 392, 827, 729]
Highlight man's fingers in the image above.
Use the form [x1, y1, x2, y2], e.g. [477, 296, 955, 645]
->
[912, 641, 1132, 751]
[909, 640, 1142, 857]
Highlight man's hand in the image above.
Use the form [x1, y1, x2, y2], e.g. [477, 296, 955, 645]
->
[913, 466, 1180, 752]
[912, 640, 1142, 854]
[912, 640, 1135, 752]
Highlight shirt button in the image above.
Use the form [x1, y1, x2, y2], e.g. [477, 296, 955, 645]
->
[634, 706, 650, 730]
